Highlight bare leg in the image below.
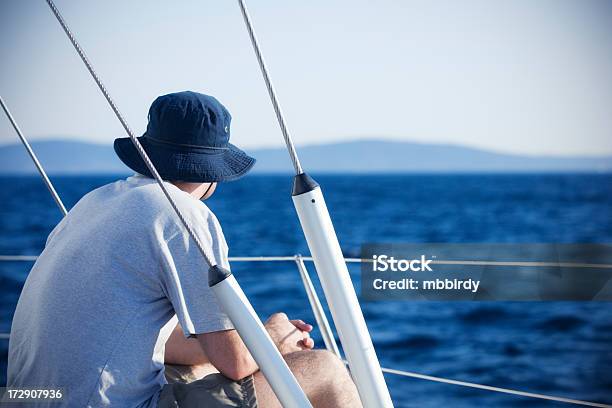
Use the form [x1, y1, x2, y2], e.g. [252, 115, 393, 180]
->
[253, 349, 362, 408]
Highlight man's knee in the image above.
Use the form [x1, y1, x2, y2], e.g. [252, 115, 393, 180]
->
[286, 350, 361, 407]
[286, 349, 346, 377]
[309, 349, 344, 372]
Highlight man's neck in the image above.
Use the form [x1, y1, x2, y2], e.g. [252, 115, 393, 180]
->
[171, 181, 210, 199]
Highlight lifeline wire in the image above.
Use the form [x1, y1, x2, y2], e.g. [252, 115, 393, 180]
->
[237, 0, 303, 175]
[3, 254, 611, 269]
[44, 0, 215, 267]
[379, 367, 612, 408]
[0, 96, 68, 216]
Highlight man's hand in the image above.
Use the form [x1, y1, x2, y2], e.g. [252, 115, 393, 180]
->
[265, 312, 314, 355]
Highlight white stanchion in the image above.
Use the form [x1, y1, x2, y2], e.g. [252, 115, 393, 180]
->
[235, 1, 394, 402]
[292, 181, 394, 408]
[209, 266, 312, 408]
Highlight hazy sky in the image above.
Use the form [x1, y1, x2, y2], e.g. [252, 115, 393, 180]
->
[1, 0, 611, 156]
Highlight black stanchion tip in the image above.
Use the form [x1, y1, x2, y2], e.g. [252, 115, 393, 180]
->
[292, 172, 319, 196]
[208, 265, 233, 287]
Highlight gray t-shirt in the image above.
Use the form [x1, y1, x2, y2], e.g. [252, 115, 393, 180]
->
[8, 175, 234, 407]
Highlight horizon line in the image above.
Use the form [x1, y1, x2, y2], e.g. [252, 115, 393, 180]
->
[1, 136, 612, 159]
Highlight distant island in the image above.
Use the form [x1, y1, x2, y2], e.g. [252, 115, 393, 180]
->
[0, 139, 610, 174]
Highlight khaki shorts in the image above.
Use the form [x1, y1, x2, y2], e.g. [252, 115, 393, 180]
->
[159, 364, 257, 408]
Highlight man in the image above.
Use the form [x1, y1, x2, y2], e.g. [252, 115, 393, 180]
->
[8, 91, 361, 407]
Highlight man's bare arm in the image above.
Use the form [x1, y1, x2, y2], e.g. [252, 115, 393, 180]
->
[196, 329, 259, 381]
[165, 323, 258, 380]
[165, 323, 210, 366]
[166, 314, 315, 381]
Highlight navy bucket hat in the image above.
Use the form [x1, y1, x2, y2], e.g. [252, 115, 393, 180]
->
[114, 91, 255, 182]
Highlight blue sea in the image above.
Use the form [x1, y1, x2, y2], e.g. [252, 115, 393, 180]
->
[1, 174, 611, 407]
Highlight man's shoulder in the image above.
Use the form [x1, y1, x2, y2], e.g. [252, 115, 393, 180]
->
[126, 177, 221, 231]
[79, 176, 224, 245]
